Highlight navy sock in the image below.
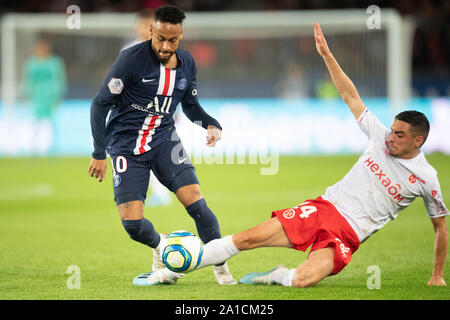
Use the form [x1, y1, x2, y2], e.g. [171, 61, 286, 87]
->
[186, 198, 221, 244]
[121, 218, 161, 248]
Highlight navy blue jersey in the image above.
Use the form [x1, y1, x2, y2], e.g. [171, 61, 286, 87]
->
[90, 40, 221, 159]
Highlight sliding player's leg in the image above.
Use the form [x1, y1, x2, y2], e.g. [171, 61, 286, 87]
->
[233, 217, 293, 249]
[243, 247, 334, 287]
[198, 197, 359, 288]
[241, 197, 359, 288]
[197, 217, 292, 268]
[291, 247, 334, 287]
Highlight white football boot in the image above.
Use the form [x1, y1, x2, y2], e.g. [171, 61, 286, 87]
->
[152, 233, 167, 271]
[213, 262, 238, 285]
[133, 268, 184, 286]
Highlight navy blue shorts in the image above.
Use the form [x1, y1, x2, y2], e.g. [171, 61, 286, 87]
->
[110, 132, 198, 205]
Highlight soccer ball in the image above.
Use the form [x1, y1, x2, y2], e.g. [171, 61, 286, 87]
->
[161, 231, 203, 273]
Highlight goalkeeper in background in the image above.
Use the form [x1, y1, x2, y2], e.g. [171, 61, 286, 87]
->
[22, 38, 66, 156]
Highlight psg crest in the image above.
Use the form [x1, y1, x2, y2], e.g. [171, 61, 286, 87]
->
[177, 78, 187, 90]
[113, 174, 121, 187]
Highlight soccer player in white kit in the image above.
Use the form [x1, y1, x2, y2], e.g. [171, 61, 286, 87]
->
[192, 23, 448, 288]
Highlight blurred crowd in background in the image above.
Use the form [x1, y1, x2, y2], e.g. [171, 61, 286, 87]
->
[0, 0, 448, 97]
[0, 0, 448, 158]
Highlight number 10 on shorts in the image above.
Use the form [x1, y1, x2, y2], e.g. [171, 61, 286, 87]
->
[295, 201, 318, 219]
[111, 156, 128, 176]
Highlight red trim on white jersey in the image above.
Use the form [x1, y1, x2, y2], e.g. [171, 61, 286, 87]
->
[133, 115, 163, 155]
[156, 64, 176, 96]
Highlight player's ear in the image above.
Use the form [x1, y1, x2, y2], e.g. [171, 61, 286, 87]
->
[414, 135, 425, 148]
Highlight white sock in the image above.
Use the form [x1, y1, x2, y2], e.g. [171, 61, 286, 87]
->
[198, 235, 240, 269]
[271, 268, 296, 287]
[155, 233, 167, 252]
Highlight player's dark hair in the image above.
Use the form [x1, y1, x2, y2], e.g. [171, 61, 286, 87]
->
[154, 5, 186, 25]
[395, 110, 430, 144]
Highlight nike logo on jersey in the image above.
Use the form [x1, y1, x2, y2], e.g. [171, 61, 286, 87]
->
[142, 78, 156, 83]
[178, 157, 188, 164]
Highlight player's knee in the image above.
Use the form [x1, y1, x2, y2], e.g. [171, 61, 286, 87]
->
[121, 219, 143, 241]
[291, 257, 334, 288]
[116, 194, 145, 220]
[117, 201, 144, 220]
[188, 187, 203, 203]
[121, 218, 160, 247]
[291, 269, 321, 288]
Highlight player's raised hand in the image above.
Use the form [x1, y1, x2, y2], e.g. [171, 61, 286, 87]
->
[313, 23, 331, 58]
[88, 158, 107, 182]
[206, 125, 222, 147]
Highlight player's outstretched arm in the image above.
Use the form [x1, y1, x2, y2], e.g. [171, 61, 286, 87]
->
[427, 216, 448, 286]
[313, 23, 366, 119]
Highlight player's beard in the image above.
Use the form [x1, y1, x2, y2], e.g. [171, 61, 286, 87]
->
[157, 50, 174, 64]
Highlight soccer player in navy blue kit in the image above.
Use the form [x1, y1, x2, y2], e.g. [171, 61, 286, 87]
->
[88, 6, 236, 286]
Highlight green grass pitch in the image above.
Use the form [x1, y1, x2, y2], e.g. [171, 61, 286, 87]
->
[0, 154, 449, 300]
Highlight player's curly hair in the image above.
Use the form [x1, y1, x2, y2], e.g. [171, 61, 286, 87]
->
[154, 5, 186, 25]
[395, 110, 430, 144]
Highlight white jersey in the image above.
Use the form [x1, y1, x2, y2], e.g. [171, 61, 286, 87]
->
[323, 108, 448, 242]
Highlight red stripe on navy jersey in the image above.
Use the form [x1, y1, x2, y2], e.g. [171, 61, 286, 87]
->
[138, 115, 159, 154]
[162, 68, 171, 96]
